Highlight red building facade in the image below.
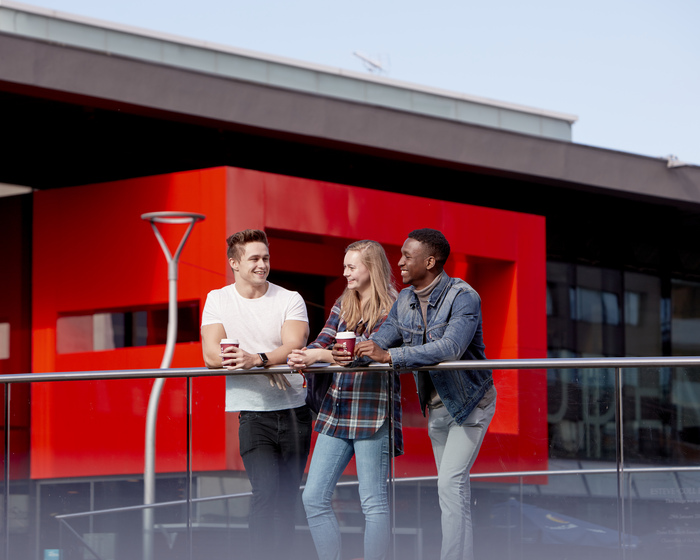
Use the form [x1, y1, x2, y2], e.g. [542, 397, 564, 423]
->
[29, 166, 547, 480]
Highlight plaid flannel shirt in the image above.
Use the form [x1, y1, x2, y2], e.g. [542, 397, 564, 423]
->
[308, 299, 403, 455]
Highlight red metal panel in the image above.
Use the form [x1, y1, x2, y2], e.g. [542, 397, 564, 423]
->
[30, 166, 547, 480]
[31, 168, 229, 478]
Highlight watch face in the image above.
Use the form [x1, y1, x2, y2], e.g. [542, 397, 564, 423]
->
[259, 353, 269, 365]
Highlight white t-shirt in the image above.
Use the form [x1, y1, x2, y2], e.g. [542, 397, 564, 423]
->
[201, 282, 308, 412]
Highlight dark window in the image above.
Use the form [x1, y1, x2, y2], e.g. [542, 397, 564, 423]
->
[56, 302, 200, 354]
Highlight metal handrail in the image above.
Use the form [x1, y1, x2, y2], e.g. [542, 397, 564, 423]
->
[3, 355, 700, 384]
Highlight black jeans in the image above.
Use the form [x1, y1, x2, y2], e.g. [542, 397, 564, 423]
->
[238, 404, 312, 560]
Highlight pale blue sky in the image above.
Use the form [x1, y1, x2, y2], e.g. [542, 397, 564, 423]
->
[18, 0, 700, 165]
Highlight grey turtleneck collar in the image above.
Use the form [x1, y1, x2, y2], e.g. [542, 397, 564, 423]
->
[414, 270, 445, 330]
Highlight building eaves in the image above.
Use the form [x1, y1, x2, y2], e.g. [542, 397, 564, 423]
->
[1, 4, 699, 208]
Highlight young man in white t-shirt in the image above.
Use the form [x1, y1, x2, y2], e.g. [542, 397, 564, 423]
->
[201, 229, 311, 560]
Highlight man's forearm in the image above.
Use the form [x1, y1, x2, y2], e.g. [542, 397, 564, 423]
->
[201, 323, 227, 369]
[390, 336, 464, 370]
[204, 356, 223, 369]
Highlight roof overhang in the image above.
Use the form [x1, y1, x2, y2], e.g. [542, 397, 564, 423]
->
[1, 18, 699, 208]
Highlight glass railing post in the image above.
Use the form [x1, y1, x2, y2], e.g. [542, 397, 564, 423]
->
[614, 366, 626, 559]
[388, 368, 396, 560]
[2, 383, 8, 560]
[518, 475, 524, 560]
[186, 375, 193, 560]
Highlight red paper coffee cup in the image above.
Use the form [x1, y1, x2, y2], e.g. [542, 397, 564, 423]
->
[220, 338, 239, 354]
[335, 332, 357, 355]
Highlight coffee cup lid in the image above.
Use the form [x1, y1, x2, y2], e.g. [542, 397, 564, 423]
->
[335, 331, 355, 339]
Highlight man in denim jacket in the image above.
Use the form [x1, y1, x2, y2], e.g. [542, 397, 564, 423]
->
[355, 228, 497, 560]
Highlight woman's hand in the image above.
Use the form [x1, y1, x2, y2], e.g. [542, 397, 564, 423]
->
[287, 347, 319, 371]
[330, 344, 355, 366]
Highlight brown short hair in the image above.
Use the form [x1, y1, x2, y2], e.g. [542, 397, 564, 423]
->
[226, 229, 269, 262]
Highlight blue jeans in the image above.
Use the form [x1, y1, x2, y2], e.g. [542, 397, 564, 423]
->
[302, 420, 391, 560]
[428, 386, 496, 560]
[238, 405, 312, 560]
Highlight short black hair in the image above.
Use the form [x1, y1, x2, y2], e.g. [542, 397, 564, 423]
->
[408, 228, 450, 267]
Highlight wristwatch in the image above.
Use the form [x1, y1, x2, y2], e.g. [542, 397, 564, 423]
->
[258, 353, 269, 367]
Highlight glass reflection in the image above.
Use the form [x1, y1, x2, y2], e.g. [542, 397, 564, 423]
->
[628, 468, 700, 559]
[672, 280, 700, 356]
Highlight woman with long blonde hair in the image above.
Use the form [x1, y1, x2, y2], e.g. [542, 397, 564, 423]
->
[288, 239, 401, 560]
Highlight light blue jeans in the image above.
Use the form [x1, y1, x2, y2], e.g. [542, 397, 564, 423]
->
[302, 420, 391, 560]
[428, 386, 497, 560]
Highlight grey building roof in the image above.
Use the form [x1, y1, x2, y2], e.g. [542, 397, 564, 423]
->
[0, 0, 576, 141]
[1, 1, 699, 209]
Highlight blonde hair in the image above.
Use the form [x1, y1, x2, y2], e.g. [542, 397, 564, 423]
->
[340, 240, 398, 333]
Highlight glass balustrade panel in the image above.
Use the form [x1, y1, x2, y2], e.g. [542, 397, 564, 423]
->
[31, 376, 190, 560]
[624, 366, 700, 560]
[189, 371, 316, 560]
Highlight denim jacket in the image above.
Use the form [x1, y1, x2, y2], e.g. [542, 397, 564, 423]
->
[370, 273, 493, 425]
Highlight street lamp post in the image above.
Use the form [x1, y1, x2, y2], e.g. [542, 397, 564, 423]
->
[140, 211, 205, 560]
